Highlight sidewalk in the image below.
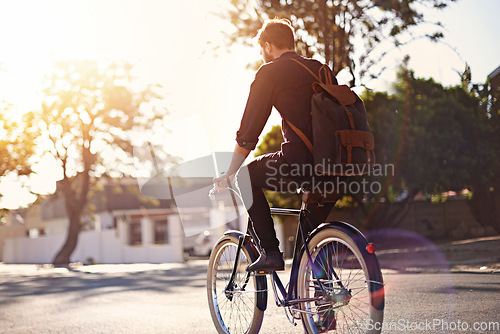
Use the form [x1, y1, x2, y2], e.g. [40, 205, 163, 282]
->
[0, 260, 208, 276]
[1, 236, 498, 274]
[374, 234, 500, 273]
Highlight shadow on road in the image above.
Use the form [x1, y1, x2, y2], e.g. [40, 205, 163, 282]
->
[0, 261, 209, 307]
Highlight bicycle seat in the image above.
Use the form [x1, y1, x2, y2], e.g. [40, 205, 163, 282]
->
[300, 187, 340, 205]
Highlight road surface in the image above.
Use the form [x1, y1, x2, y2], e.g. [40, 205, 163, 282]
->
[0, 261, 498, 333]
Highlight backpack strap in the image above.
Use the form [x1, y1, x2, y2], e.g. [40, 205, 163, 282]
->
[285, 59, 317, 154]
[292, 58, 333, 85]
[319, 65, 333, 85]
[291, 58, 321, 82]
[283, 119, 313, 154]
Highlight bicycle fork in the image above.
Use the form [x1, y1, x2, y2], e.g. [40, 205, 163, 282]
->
[224, 234, 246, 300]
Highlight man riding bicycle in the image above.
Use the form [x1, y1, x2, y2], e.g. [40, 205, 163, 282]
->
[214, 18, 341, 273]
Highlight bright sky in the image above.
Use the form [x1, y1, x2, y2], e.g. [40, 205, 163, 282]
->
[0, 0, 499, 209]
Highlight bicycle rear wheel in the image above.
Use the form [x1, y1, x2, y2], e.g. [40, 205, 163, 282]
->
[207, 235, 264, 334]
[297, 228, 384, 334]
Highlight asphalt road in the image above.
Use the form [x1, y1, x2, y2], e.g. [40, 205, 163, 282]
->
[0, 261, 498, 334]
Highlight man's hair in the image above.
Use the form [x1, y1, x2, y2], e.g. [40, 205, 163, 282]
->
[255, 18, 295, 50]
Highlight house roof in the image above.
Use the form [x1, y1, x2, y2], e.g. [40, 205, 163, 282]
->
[41, 182, 174, 220]
[488, 65, 500, 79]
[40, 176, 241, 220]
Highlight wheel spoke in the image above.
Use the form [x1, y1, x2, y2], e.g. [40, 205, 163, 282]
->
[298, 231, 384, 334]
[208, 239, 263, 334]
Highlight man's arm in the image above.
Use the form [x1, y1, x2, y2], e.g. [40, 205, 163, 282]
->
[213, 66, 273, 191]
[213, 144, 250, 192]
[227, 144, 251, 177]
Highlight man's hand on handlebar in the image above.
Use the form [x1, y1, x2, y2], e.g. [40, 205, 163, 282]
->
[212, 173, 233, 193]
[209, 144, 250, 198]
[209, 174, 232, 199]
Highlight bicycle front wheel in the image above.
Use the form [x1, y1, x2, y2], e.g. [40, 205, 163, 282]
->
[207, 235, 264, 334]
[297, 227, 384, 334]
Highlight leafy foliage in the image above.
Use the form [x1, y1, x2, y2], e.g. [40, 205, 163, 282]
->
[254, 124, 284, 157]
[0, 102, 38, 206]
[224, 0, 455, 85]
[254, 125, 302, 210]
[363, 63, 500, 231]
[40, 60, 164, 178]
[0, 104, 37, 182]
[390, 66, 498, 195]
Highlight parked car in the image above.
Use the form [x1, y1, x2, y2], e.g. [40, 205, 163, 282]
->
[191, 230, 216, 257]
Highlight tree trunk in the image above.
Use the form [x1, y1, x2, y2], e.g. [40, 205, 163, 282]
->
[51, 174, 87, 266]
[52, 211, 82, 266]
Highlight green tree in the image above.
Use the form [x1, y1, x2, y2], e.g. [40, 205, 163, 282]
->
[0, 104, 36, 182]
[1, 61, 36, 222]
[361, 89, 401, 199]
[364, 64, 500, 232]
[459, 67, 500, 233]
[0, 103, 37, 224]
[361, 67, 470, 228]
[39, 60, 165, 265]
[225, 0, 455, 84]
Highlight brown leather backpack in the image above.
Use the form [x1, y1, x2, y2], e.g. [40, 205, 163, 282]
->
[285, 59, 375, 176]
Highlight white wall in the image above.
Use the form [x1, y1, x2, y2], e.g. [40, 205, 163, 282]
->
[44, 218, 68, 235]
[3, 215, 184, 264]
[3, 234, 65, 264]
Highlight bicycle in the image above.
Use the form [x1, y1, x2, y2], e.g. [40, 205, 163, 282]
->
[207, 187, 385, 334]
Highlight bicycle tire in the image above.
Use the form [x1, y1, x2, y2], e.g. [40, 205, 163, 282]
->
[297, 227, 384, 334]
[207, 235, 265, 334]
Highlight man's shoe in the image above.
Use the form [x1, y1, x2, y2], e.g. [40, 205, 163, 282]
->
[246, 251, 285, 272]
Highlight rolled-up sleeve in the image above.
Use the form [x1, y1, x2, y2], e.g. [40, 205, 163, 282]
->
[236, 66, 274, 150]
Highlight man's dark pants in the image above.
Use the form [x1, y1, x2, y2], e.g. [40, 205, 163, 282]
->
[239, 152, 340, 253]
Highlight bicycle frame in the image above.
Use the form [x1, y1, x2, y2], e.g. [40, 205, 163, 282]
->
[210, 184, 385, 334]
[224, 202, 350, 320]
[267, 206, 349, 311]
